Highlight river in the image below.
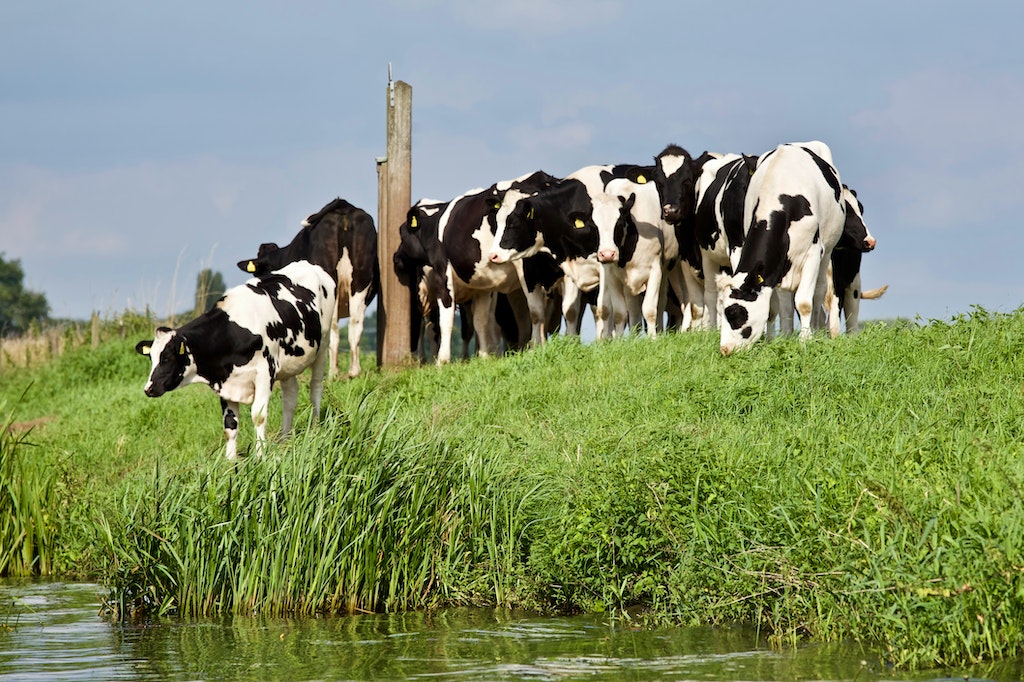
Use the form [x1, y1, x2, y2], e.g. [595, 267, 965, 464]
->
[0, 580, 1019, 681]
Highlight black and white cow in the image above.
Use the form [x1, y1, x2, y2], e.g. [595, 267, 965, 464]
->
[136, 260, 336, 459]
[490, 164, 680, 338]
[237, 198, 378, 378]
[651, 145, 721, 327]
[426, 171, 562, 363]
[692, 153, 759, 328]
[717, 141, 846, 354]
[826, 186, 881, 336]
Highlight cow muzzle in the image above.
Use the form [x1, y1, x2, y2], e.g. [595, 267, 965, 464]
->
[862, 236, 877, 252]
[662, 204, 682, 223]
[598, 249, 618, 264]
[488, 250, 509, 264]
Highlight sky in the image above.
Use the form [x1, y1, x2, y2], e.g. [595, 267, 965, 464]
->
[2, 0, 1022, 325]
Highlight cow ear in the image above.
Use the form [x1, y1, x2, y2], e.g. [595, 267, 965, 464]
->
[627, 167, 649, 184]
[135, 340, 153, 356]
[570, 213, 587, 229]
[237, 259, 256, 273]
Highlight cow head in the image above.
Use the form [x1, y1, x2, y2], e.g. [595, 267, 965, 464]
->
[716, 272, 773, 355]
[489, 192, 543, 263]
[237, 242, 281, 276]
[595, 193, 636, 265]
[652, 144, 697, 224]
[136, 327, 198, 397]
[841, 186, 876, 252]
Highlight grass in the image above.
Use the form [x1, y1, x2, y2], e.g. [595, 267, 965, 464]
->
[2, 307, 1024, 669]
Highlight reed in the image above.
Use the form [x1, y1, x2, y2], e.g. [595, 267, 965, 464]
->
[0, 402, 56, 576]
[102, 400, 542, 621]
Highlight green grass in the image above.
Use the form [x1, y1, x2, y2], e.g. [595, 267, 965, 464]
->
[3, 308, 1024, 668]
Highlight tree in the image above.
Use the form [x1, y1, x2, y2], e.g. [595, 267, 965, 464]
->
[0, 254, 49, 336]
[193, 269, 226, 316]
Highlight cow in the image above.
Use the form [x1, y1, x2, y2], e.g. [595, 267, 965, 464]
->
[419, 171, 562, 363]
[237, 198, 378, 379]
[490, 164, 681, 338]
[136, 260, 336, 459]
[596, 174, 688, 337]
[826, 186, 883, 336]
[692, 153, 760, 329]
[717, 141, 846, 355]
[651, 145, 723, 328]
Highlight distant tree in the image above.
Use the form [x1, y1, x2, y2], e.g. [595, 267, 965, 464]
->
[0, 254, 49, 336]
[193, 269, 226, 316]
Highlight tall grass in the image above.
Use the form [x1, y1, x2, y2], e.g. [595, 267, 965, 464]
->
[5, 307, 1024, 668]
[0, 401, 56, 576]
[101, 401, 541, 621]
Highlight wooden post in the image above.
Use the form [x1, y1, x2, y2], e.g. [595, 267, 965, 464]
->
[376, 74, 412, 368]
[91, 312, 100, 348]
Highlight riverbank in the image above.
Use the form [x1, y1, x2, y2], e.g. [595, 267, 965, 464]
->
[2, 309, 1024, 669]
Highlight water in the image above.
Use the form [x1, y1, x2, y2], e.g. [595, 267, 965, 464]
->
[1, 580, 1020, 681]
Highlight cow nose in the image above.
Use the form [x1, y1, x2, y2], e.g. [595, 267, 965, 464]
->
[488, 252, 502, 263]
[598, 249, 617, 263]
[863, 236, 876, 251]
[662, 204, 681, 222]
[720, 344, 733, 356]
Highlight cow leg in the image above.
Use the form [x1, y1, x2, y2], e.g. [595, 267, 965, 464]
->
[251, 378, 273, 456]
[561, 279, 582, 336]
[641, 264, 663, 339]
[680, 263, 704, 331]
[471, 291, 499, 357]
[701, 253, 722, 330]
[279, 376, 299, 438]
[347, 286, 369, 377]
[843, 272, 863, 335]
[328, 302, 341, 380]
[221, 398, 240, 460]
[775, 289, 796, 337]
[308, 342, 329, 426]
[437, 300, 456, 365]
[794, 262, 823, 342]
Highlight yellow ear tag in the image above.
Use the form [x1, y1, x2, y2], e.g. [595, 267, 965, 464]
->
[141, 345, 151, 355]
[574, 218, 585, 229]
[246, 261, 256, 273]
[492, 201, 501, 210]
[410, 216, 418, 228]
[527, 207, 534, 220]
[179, 342, 186, 356]
[636, 174, 647, 184]
[756, 275, 764, 284]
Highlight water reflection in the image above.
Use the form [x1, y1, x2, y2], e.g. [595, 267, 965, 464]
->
[1, 580, 1020, 681]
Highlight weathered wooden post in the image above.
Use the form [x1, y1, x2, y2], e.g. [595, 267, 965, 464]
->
[376, 67, 412, 368]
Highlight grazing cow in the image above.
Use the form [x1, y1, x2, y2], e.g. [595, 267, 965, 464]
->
[717, 141, 846, 354]
[692, 153, 760, 328]
[826, 186, 882, 336]
[136, 260, 336, 459]
[237, 198, 378, 379]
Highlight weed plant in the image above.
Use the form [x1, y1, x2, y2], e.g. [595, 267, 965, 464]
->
[3, 308, 1024, 668]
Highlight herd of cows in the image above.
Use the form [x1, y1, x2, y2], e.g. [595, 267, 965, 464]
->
[135, 140, 885, 458]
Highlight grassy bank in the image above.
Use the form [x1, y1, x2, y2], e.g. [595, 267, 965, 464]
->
[2, 308, 1024, 669]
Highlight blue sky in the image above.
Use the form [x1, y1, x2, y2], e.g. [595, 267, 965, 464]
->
[2, 1, 1022, 323]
